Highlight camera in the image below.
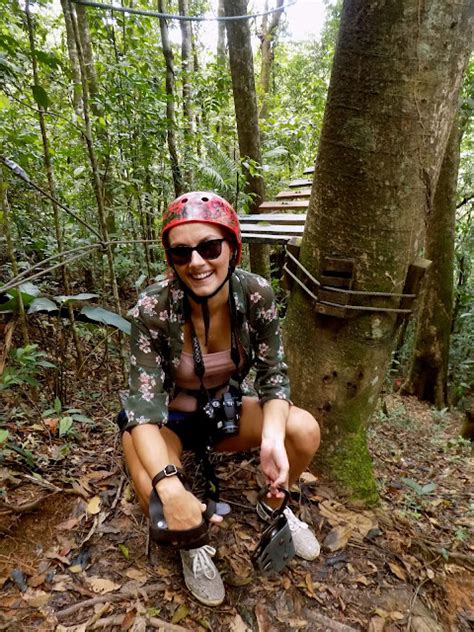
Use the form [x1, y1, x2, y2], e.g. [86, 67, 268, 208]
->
[202, 386, 242, 442]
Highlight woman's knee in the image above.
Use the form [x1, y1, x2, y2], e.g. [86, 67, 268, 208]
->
[287, 407, 320, 456]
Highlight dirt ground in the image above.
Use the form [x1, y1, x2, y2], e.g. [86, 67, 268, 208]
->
[1, 381, 472, 631]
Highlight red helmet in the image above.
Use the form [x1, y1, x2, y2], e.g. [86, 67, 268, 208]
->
[161, 191, 242, 265]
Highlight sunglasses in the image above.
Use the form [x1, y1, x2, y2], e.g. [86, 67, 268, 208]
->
[166, 238, 226, 265]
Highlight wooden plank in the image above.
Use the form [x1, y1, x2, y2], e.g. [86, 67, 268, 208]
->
[303, 166, 315, 174]
[238, 213, 306, 224]
[240, 223, 304, 234]
[259, 200, 309, 211]
[276, 189, 311, 199]
[289, 178, 312, 188]
[241, 233, 297, 244]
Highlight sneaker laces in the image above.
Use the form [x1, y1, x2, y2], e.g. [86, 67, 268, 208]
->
[283, 507, 309, 533]
[189, 545, 217, 580]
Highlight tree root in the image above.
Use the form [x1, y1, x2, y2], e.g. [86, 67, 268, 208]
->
[55, 581, 166, 620]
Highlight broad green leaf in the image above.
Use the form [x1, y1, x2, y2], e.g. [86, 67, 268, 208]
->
[171, 604, 189, 625]
[32, 84, 50, 110]
[71, 414, 94, 424]
[118, 543, 129, 559]
[59, 416, 73, 437]
[0, 283, 41, 312]
[28, 297, 58, 314]
[54, 398, 62, 414]
[57, 293, 99, 304]
[0, 429, 9, 445]
[0, 93, 9, 110]
[80, 306, 131, 335]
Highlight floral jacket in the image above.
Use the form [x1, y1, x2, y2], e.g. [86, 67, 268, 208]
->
[124, 268, 291, 431]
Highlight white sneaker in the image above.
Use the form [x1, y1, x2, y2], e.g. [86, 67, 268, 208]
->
[180, 545, 225, 606]
[257, 502, 321, 561]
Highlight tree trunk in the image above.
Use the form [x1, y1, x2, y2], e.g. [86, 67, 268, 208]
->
[284, 0, 473, 504]
[224, 0, 269, 279]
[217, 0, 226, 65]
[60, 0, 82, 115]
[0, 168, 29, 344]
[178, 0, 195, 188]
[75, 3, 99, 110]
[258, 0, 284, 119]
[26, 0, 83, 365]
[158, 0, 184, 198]
[402, 116, 462, 408]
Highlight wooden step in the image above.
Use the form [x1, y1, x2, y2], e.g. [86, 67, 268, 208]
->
[238, 212, 307, 224]
[240, 223, 304, 234]
[303, 166, 315, 174]
[276, 189, 311, 200]
[289, 178, 312, 188]
[258, 200, 309, 211]
[241, 233, 300, 244]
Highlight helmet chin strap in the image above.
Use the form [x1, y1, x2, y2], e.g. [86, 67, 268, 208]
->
[173, 266, 234, 346]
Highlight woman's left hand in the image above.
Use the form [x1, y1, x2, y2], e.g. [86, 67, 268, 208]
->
[260, 436, 289, 498]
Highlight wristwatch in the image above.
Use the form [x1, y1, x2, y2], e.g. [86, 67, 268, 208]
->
[151, 464, 179, 488]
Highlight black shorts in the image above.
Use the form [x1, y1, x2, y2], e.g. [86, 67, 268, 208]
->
[116, 409, 204, 451]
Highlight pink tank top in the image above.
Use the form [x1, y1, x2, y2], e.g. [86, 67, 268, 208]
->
[169, 349, 236, 412]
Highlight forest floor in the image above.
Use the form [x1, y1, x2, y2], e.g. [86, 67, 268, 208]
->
[0, 371, 473, 632]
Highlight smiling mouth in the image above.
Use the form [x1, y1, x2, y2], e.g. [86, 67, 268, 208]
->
[190, 271, 214, 281]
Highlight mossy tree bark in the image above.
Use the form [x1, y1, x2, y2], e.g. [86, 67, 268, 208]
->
[402, 116, 462, 408]
[224, 0, 270, 279]
[284, 0, 473, 504]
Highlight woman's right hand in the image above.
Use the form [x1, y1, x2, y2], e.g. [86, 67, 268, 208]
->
[157, 477, 223, 530]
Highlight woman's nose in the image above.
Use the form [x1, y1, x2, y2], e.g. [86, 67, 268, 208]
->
[189, 249, 206, 266]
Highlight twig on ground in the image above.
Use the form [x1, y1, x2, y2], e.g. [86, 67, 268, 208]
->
[406, 577, 429, 631]
[110, 475, 125, 511]
[0, 492, 59, 514]
[55, 582, 166, 619]
[305, 611, 358, 632]
[20, 474, 63, 493]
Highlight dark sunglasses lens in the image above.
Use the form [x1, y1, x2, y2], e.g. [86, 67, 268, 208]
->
[169, 246, 193, 264]
[196, 239, 223, 260]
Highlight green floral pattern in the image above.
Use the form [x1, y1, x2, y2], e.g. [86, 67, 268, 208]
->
[124, 268, 291, 430]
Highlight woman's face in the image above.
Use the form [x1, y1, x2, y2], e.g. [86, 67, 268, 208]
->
[167, 222, 232, 297]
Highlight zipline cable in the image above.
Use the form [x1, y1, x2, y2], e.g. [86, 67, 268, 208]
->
[71, 0, 297, 22]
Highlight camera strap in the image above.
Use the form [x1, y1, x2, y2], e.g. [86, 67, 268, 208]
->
[185, 291, 242, 506]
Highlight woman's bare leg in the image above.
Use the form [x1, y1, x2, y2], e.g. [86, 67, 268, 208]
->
[122, 427, 183, 514]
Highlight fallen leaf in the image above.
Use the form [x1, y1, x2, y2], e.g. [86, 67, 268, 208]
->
[229, 613, 250, 632]
[305, 573, 315, 596]
[354, 575, 370, 586]
[323, 525, 352, 552]
[299, 471, 318, 485]
[27, 574, 45, 588]
[57, 517, 80, 531]
[22, 589, 50, 607]
[319, 499, 378, 539]
[126, 569, 148, 582]
[43, 417, 59, 434]
[118, 543, 129, 559]
[87, 496, 101, 515]
[368, 616, 385, 632]
[388, 561, 407, 581]
[389, 611, 405, 621]
[85, 576, 121, 594]
[171, 604, 188, 624]
[121, 611, 136, 630]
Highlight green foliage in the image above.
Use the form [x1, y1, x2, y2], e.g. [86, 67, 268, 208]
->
[0, 344, 55, 390]
[42, 398, 94, 437]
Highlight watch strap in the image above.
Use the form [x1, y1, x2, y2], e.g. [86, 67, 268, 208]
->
[151, 464, 180, 488]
